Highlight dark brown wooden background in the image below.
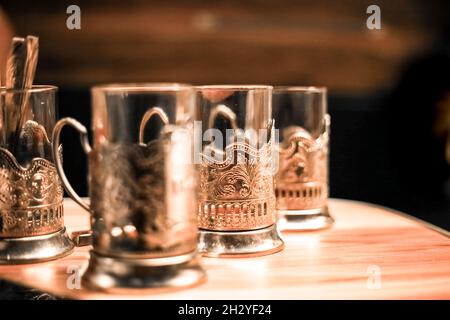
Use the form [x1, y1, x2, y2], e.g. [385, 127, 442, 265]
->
[2, 0, 447, 94]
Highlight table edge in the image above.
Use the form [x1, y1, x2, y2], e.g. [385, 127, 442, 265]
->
[330, 198, 450, 238]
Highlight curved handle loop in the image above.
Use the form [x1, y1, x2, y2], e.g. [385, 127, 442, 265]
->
[139, 107, 170, 144]
[206, 104, 240, 148]
[278, 114, 330, 155]
[52, 117, 92, 212]
[208, 104, 238, 130]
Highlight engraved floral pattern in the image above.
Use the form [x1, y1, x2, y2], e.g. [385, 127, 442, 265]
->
[0, 148, 64, 237]
[198, 137, 276, 231]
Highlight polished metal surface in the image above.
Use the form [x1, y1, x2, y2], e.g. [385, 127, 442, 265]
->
[0, 85, 74, 263]
[52, 118, 91, 212]
[70, 230, 92, 247]
[277, 208, 334, 231]
[198, 224, 284, 257]
[82, 252, 206, 292]
[0, 146, 73, 263]
[0, 228, 74, 264]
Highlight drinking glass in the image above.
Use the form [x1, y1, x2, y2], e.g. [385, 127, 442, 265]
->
[195, 85, 284, 257]
[273, 86, 333, 230]
[0, 85, 73, 264]
[53, 83, 206, 290]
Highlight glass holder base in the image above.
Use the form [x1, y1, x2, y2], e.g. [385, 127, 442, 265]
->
[278, 207, 334, 231]
[82, 251, 206, 292]
[0, 228, 74, 264]
[198, 224, 284, 258]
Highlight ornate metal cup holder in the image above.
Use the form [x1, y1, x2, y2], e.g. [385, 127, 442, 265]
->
[197, 104, 284, 257]
[275, 114, 334, 231]
[52, 102, 206, 291]
[0, 146, 74, 264]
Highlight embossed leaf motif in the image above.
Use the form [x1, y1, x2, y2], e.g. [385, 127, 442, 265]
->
[201, 141, 274, 201]
[198, 139, 276, 231]
[215, 165, 251, 199]
[250, 162, 272, 195]
[0, 148, 64, 237]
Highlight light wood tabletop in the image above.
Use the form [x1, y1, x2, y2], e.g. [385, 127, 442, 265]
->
[0, 198, 449, 300]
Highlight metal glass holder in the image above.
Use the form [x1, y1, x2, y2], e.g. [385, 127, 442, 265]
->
[197, 139, 284, 257]
[273, 87, 334, 231]
[82, 252, 206, 291]
[0, 117, 74, 264]
[196, 89, 284, 257]
[0, 228, 74, 264]
[198, 224, 283, 257]
[275, 120, 334, 230]
[52, 85, 206, 291]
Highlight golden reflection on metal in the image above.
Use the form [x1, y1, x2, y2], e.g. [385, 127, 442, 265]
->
[0, 147, 64, 237]
[0, 228, 74, 264]
[276, 114, 334, 231]
[0, 123, 73, 263]
[198, 224, 284, 257]
[198, 138, 276, 231]
[198, 104, 283, 257]
[82, 252, 206, 292]
[70, 229, 92, 247]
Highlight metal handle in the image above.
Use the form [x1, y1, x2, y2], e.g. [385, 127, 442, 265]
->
[139, 107, 169, 144]
[208, 104, 238, 130]
[52, 117, 92, 212]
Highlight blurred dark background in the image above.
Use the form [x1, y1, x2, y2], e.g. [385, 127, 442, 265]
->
[1, 0, 449, 229]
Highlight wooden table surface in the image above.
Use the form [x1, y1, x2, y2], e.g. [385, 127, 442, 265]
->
[0, 198, 449, 300]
